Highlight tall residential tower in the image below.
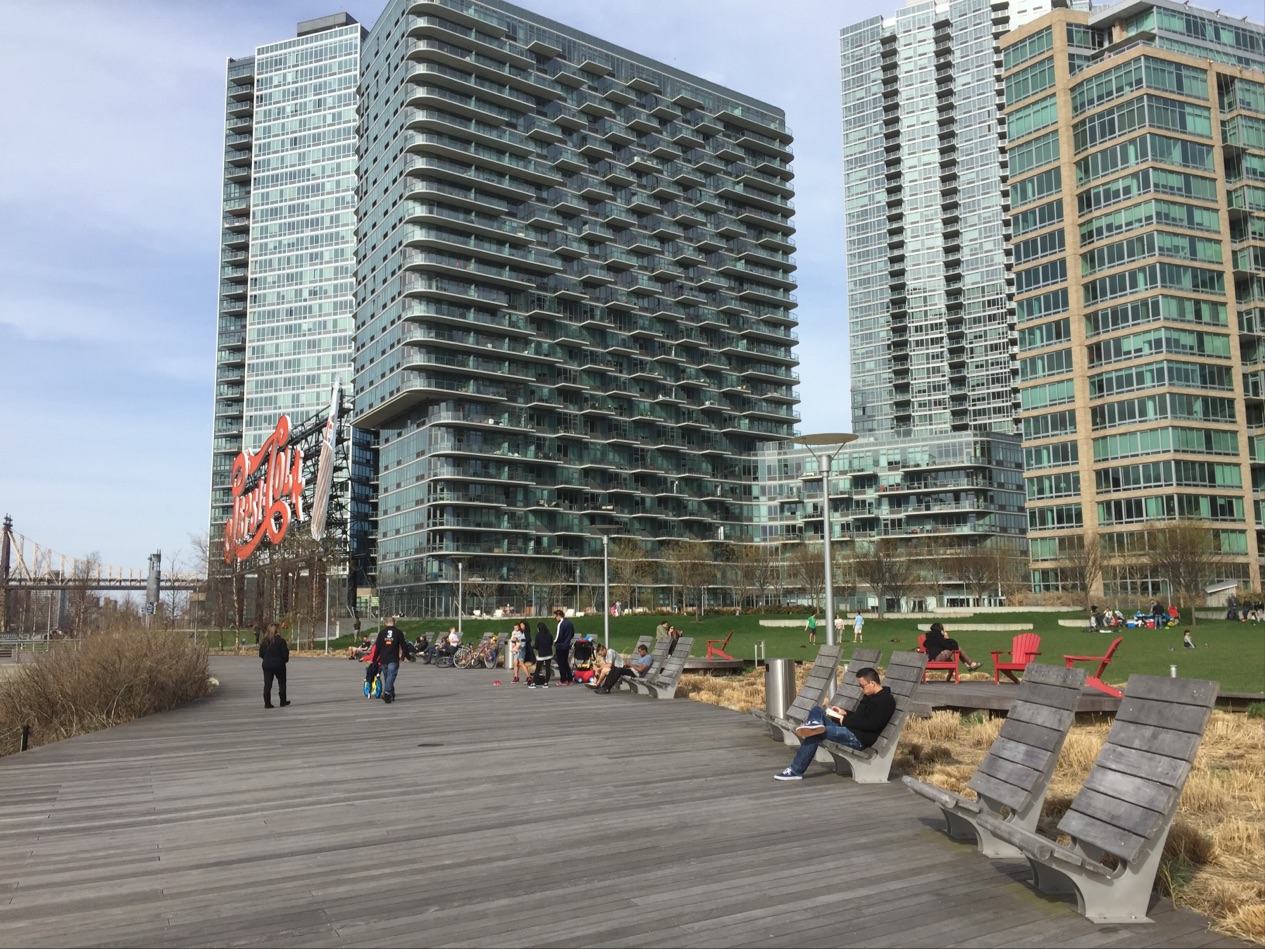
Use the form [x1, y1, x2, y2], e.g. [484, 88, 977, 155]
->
[354, 0, 800, 614]
[210, 15, 365, 542]
[841, 0, 1062, 439]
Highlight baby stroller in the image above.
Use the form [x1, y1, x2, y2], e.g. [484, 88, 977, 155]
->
[363, 660, 383, 698]
[572, 636, 597, 684]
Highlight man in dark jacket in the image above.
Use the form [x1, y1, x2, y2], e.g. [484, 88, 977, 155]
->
[372, 617, 410, 704]
[552, 608, 576, 684]
[774, 667, 894, 781]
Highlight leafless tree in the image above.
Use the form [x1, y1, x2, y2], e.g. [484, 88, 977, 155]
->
[853, 538, 917, 618]
[786, 541, 825, 610]
[609, 537, 655, 609]
[662, 540, 716, 621]
[951, 545, 998, 607]
[913, 539, 954, 609]
[1061, 533, 1104, 609]
[66, 552, 102, 634]
[463, 560, 499, 617]
[1144, 521, 1226, 626]
[830, 542, 860, 615]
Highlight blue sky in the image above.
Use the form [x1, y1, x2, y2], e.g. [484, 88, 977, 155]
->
[0, 0, 1259, 573]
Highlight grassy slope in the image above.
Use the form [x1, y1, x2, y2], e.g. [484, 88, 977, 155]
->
[213, 610, 1265, 694]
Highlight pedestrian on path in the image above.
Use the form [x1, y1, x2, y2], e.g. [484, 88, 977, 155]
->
[259, 622, 290, 709]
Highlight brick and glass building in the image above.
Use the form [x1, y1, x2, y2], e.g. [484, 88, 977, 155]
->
[1003, 0, 1265, 596]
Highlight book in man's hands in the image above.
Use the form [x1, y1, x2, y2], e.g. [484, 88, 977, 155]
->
[825, 705, 845, 723]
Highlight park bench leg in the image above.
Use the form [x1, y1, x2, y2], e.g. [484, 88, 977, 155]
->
[1028, 845, 1163, 924]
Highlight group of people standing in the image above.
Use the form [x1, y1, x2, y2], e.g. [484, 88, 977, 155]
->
[507, 609, 579, 688]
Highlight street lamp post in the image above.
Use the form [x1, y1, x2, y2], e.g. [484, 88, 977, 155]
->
[602, 533, 610, 648]
[793, 433, 858, 646]
[457, 560, 463, 639]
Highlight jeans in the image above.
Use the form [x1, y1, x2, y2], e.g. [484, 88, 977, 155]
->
[788, 705, 864, 775]
[381, 661, 400, 698]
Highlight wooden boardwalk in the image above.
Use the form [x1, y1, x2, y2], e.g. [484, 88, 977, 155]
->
[0, 656, 1248, 949]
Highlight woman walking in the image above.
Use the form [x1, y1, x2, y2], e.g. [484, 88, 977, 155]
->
[259, 622, 290, 708]
[530, 621, 554, 689]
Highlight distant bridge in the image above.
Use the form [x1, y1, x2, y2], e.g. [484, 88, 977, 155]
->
[0, 516, 203, 594]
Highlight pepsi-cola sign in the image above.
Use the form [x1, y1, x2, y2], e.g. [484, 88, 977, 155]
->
[223, 415, 305, 563]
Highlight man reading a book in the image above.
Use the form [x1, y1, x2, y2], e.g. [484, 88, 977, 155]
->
[774, 666, 894, 781]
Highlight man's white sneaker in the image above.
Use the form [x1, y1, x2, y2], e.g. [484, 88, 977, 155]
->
[773, 768, 802, 781]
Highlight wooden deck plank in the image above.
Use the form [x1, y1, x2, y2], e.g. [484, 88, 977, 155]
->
[0, 656, 1248, 949]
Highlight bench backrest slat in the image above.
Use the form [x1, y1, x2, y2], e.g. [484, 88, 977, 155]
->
[966, 663, 1085, 811]
[644, 636, 672, 675]
[870, 651, 927, 754]
[649, 637, 693, 690]
[1057, 674, 1217, 864]
[834, 648, 881, 713]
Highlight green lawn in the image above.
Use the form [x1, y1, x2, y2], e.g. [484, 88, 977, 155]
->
[207, 610, 1265, 695]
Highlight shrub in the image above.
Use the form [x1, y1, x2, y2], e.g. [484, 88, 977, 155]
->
[0, 628, 211, 756]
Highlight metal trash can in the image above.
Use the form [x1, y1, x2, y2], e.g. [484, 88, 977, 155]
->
[765, 658, 797, 720]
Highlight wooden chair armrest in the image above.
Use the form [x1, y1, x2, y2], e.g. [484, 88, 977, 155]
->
[990, 650, 1010, 663]
[1063, 653, 1103, 664]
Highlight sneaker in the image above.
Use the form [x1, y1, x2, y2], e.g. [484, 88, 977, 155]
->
[774, 768, 802, 781]
[512, 677, 519, 683]
[528, 683, 536, 689]
[795, 723, 825, 739]
[541, 683, 549, 689]
[595, 687, 610, 694]
[585, 681, 598, 689]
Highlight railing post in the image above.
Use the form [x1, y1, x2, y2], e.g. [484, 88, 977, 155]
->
[20, 724, 30, 752]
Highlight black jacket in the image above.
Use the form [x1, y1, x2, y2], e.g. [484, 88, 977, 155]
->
[533, 628, 555, 660]
[845, 687, 895, 748]
[258, 635, 289, 671]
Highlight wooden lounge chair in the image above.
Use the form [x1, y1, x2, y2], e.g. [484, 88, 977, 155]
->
[612, 636, 670, 691]
[750, 645, 853, 745]
[629, 637, 693, 699]
[917, 633, 961, 683]
[814, 650, 927, 783]
[903, 663, 1086, 856]
[976, 675, 1218, 924]
[992, 632, 1042, 684]
[1064, 635, 1123, 697]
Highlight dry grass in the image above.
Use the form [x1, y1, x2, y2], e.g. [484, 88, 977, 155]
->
[680, 669, 1265, 945]
[0, 628, 211, 756]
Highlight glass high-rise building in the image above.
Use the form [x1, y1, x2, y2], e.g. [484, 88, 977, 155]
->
[1004, 0, 1264, 596]
[841, 0, 1065, 440]
[354, 0, 800, 614]
[209, 15, 372, 577]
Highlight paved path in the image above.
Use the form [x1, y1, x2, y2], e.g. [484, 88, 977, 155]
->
[0, 656, 1248, 948]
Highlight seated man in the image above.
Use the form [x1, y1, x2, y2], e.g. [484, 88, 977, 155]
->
[587, 643, 623, 689]
[594, 643, 652, 694]
[346, 635, 373, 661]
[774, 666, 894, 781]
[426, 627, 461, 663]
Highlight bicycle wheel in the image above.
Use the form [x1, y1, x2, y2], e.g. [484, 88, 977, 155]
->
[455, 646, 476, 669]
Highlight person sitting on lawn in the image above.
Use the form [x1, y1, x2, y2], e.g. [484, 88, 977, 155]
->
[923, 622, 982, 673]
[594, 643, 653, 693]
[774, 666, 893, 781]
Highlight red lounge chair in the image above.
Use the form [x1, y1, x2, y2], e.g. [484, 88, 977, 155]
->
[706, 630, 735, 661]
[918, 633, 960, 683]
[1064, 636, 1124, 698]
[992, 633, 1041, 684]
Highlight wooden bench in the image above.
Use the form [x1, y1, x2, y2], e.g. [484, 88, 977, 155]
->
[750, 645, 848, 745]
[613, 636, 670, 692]
[976, 674, 1218, 924]
[814, 650, 927, 784]
[705, 630, 735, 661]
[992, 632, 1042, 685]
[902, 663, 1086, 856]
[917, 633, 960, 683]
[1064, 635, 1123, 698]
[628, 637, 693, 699]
